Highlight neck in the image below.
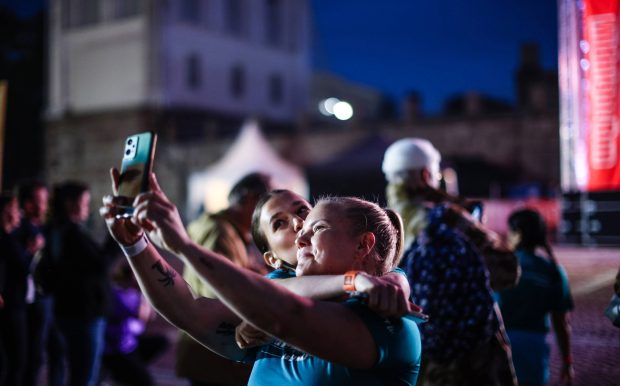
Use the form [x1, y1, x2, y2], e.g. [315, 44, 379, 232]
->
[223, 207, 251, 241]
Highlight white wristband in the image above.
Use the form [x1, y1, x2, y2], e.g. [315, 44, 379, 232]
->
[119, 234, 149, 257]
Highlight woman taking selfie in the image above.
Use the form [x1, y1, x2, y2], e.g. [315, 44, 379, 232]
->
[101, 174, 421, 385]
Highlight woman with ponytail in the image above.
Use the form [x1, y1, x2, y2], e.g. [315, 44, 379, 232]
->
[498, 209, 574, 386]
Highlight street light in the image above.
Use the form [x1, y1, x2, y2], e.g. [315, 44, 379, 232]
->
[333, 101, 353, 121]
[318, 98, 354, 120]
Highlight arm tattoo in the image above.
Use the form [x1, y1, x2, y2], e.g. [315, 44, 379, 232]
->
[151, 260, 177, 287]
[216, 322, 236, 336]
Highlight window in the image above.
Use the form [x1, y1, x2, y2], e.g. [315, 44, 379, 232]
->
[230, 65, 245, 98]
[186, 54, 202, 90]
[114, 0, 141, 19]
[265, 0, 282, 47]
[180, 0, 202, 24]
[63, 0, 101, 28]
[269, 74, 283, 105]
[78, 0, 100, 26]
[225, 0, 244, 36]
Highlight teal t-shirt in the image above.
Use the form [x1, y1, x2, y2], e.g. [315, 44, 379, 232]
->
[497, 249, 574, 333]
[245, 297, 421, 386]
[266, 267, 296, 279]
[250, 268, 421, 385]
[266, 267, 407, 280]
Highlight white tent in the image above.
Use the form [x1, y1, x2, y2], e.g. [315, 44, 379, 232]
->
[187, 120, 308, 218]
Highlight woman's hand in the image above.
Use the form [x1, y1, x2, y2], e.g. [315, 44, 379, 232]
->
[100, 168, 144, 246]
[132, 173, 191, 255]
[354, 272, 421, 318]
[235, 321, 273, 349]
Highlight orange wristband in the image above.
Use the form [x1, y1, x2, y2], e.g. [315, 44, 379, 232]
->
[343, 271, 361, 292]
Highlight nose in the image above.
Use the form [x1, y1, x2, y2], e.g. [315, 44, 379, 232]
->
[292, 216, 304, 232]
[295, 228, 311, 248]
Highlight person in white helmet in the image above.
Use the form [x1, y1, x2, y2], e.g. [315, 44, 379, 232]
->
[382, 138, 519, 386]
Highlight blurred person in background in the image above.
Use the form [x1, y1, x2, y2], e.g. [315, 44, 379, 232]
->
[0, 192, 29, 386]
[176, 172, 273, 386]
[605, 267, 620, 327]
[39, 181, 114, 386]
[498, 209, 574, 386]
[102, 259, 169, 386]
[15, 180, 66, 386]
[382, 138, 519, 386]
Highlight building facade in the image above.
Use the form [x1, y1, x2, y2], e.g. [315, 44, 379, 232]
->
[46, 0, 311, 236]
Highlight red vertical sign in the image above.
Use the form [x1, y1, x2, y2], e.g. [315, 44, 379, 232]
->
[583, 0, 620, 190]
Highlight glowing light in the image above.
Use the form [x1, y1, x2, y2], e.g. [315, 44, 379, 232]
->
[318, 101, 331, 116]
[319, 97, 340, 116]
[333, 101, 353, 120]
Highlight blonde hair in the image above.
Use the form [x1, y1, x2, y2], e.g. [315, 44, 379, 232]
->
[318, 197, 404, 275]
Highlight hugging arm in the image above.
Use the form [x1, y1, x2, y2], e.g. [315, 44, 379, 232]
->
[236, 271, 413, 349]
[273, 270, 412, 316]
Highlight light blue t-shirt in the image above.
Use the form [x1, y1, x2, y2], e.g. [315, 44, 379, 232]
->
[247, 268, 421, 385]
[245, 297, 421, 386]
[266, 267, 407, 280]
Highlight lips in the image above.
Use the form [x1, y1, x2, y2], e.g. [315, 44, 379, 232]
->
[297, 248, 314, 261]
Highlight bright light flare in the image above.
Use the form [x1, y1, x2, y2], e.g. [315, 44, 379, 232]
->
[319, 97, 340, 116]
[333, 101, 353, 120]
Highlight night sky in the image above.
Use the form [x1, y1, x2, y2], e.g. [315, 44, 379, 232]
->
[3, 0, 558, 114]
[311, 0, 558, 114]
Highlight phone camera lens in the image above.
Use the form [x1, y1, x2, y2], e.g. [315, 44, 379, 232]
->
[125, 149, 131, 156]
[127, 139, 133, 145]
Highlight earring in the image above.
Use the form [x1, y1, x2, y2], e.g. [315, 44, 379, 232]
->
[274, 259, 282, 269]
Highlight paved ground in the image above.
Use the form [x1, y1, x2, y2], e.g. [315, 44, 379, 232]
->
[546, 246, 619, 386]
[42, 245, 620, 386]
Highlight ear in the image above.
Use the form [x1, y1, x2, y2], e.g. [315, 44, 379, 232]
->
[263, 251, 281, 269]
[355, 232, 376, 259]
[420, 168, 433, 188]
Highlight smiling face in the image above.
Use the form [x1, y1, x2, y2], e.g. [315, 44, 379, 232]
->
[258, 190, 312, 267]
[294, 202, 364, 277]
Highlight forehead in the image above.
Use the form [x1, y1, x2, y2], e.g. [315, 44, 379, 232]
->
[33, 187, 48, 196]
[33, 187, 48, 200]
[261, 191, 310, 220]
[306, 202, 344, 223]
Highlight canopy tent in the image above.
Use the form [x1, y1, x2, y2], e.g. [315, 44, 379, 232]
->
[187, 120, 308, 218]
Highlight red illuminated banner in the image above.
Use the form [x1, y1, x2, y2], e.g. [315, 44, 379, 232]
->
[583, 0, 620, 190]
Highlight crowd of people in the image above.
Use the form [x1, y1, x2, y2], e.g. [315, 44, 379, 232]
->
[0, 136, 588, 386]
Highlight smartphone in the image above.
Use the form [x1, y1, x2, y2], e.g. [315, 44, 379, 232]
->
[117, 131, 157, 217]
[467, 200, 484, 222]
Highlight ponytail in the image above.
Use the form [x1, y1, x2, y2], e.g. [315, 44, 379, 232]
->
[542, 241, 558, 265]
[385, 208, 405, 267]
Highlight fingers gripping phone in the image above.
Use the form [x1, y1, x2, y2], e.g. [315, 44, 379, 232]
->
[117, 131, 157, 217]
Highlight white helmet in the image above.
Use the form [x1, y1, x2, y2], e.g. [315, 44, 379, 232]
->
[382, 138, 441, 184]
